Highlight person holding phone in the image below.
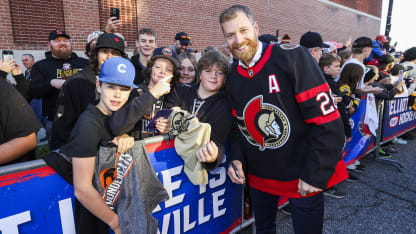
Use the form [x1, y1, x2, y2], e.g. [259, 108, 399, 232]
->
[0, 52, 30, 101]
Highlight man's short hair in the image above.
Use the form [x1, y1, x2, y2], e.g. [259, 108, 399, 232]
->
[138, 28, 156, 39]
[22, 54, 34, 60]
[219, 5, 254, 25]
[319, 54, 341, 71]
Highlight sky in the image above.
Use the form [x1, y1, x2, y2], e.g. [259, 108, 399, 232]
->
[380, 0, 416, 51]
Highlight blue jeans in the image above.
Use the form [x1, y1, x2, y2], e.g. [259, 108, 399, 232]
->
[249, 186, 324, 234]
[30, 98, 46, 127]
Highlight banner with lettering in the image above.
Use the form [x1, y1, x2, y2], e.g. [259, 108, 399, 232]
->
[382, 97, 416, 142]
[342, 96, 376, 165]
[0, 140, 242, 233]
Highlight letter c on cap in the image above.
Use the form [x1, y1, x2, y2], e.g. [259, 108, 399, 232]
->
[117, 64, 127, 73]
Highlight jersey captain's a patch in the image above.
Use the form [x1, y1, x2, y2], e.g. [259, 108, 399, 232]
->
[237, 95, 290, 150]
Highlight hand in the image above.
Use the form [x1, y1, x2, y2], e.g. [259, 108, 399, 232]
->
[298, 179, 322, 197]
[227, 160, 245, 184]
[155, 117, 170, 134]
[109, 215, 121, 234]
[149, 75, 172, 98]
[112, 134, 134, 154]
[333, 96, 342, 104]
[348, 107, 355, 115]
[196, 141, 218, 163]
[346, 136, 352, 143]
[105, 17, 121, 33]
[0, 59, 15, 74]
[11, 61, 22, 76]
[371, 86, 384, 95]
[50, 79, 66, 89]
[395, 80, 405, 89]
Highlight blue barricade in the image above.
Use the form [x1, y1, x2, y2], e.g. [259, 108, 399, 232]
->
[382, 96, 416, 142]
[0, 137, 242, 234]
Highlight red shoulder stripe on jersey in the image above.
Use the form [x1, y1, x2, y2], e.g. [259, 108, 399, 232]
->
[295, 83, 329, 103]
[248, 160, 348, 198]
[237, 44, 273, 79]
[304, 110, 340, 125]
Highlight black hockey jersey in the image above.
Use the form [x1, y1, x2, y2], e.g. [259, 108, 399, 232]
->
[226, 43, 348, 198]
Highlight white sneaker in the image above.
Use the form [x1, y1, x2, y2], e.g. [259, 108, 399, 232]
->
[393, 137, 407, 145]
[353, 160, 361, 166]
[346, 164, 357, 170]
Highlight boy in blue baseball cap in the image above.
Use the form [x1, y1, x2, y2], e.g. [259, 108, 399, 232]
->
[44, 57, 137, 234]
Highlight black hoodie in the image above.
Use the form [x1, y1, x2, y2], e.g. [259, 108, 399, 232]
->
[130, 54, 146, 85]
[29, 51, 89, 120]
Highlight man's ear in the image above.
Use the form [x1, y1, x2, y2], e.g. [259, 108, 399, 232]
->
[254, 21, 259, 35]
[323, 66, 329, 74]
[136, 41, 139, 48]
[96, 80, 101, 94]
[48, 42, 51, 51]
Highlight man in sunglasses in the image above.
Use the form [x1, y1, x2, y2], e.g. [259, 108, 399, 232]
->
[170, 32, 191, 55]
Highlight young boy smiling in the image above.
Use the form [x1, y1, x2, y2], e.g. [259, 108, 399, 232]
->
[45, 57, 137, 234]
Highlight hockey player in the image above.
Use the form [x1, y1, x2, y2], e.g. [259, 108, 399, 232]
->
[220, 5, 348, 234]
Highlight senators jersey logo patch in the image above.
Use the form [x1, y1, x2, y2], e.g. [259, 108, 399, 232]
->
[237, 95, 290, 150]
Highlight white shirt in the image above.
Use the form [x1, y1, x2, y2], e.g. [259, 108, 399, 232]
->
[239, 42, 263, 69]
[335, 57, 367, 89]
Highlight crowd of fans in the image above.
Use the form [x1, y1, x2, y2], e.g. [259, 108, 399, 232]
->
[1, 5, 416, 233]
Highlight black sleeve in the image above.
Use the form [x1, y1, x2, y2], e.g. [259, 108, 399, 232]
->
[164, 86, 184, 109]
[337, 102, 352, 137]
[29, 62, 54, 98]
[12, 74, 31, 102]
[0, 79, 41, 142]
[202, 101, 233, 171]
[108, 90, 157, 136]
[288, 47, 345, 189]
[59, 113, 102, 157]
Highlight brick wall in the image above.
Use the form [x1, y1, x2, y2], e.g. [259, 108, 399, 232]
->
[330, 0, 382, 17]
[0, 0, 382, 54]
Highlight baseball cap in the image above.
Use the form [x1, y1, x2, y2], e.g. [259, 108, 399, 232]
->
[391, 64, 413, 76]
[87, 31, 104, 44]
[299, 31, 329, 49]
[99, 57, 137, 88]
[352, 37, 373, 48]
[404, 47, 416, 61]
[152, 47, 179, 67]
[378, 55, 395, 65]
[49, 29, 70, 41]
[175, 32, 191, 45]
[375, 35, 388, 43]
[95, 33, 125, 55]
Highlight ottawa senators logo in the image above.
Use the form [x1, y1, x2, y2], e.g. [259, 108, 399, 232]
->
[237, 95, 290, 150]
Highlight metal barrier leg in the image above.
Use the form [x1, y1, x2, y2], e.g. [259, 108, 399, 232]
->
[373, 100, 404, 173]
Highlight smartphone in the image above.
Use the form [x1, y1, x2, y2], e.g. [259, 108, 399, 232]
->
[110, 7, 120, 20]
[398, 70, 403, 82]
[2, 50, 13, 62]
[146, 109, 173, 131]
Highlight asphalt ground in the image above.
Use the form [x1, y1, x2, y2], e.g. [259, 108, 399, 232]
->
[241, 132, 416, 234]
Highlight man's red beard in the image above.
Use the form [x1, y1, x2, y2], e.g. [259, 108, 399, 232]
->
[51, 45, 72, 59]
[231, 38, 258, 65]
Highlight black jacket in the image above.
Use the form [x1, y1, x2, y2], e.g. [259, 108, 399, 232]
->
[323, 73, 352, 137]
[29, 51, 89, 120]
[165, 84, 233, 170]
[130, 54, 146, 85]
[51, 66, 97, 150]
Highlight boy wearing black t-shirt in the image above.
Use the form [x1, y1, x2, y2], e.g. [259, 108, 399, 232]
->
[45, 57, 137, 234]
